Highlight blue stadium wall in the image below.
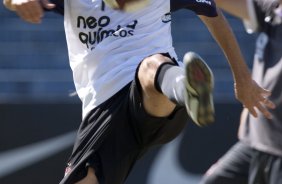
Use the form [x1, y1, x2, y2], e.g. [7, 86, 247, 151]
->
[0, 5, 256, 184]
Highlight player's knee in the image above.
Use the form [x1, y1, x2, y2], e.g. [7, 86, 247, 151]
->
[74, 167, 99, 184]
[138, 54, 173, 92]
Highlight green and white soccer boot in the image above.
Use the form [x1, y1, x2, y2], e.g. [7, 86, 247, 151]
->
[183, 52, 215, 127]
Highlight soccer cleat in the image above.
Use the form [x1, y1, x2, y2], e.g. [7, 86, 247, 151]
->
[183, 52, 215, 127]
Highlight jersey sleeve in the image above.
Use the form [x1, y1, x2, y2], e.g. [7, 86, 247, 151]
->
[171, 0, 218, 17]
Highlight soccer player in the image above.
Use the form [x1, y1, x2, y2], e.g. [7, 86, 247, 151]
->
[3, 0, 275, 184]
[200, 0, 282, 184]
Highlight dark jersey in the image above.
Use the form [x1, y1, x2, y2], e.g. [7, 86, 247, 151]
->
[47, 0, 64, 14]
[47, 0, 218, 17]
[239, 0, 282, 156]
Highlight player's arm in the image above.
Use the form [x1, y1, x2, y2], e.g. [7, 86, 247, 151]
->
[198, 9, 275, 119]
[215, 0, 260, 34]
[3, 0, 55, 24]
[214, 0, 249, 20]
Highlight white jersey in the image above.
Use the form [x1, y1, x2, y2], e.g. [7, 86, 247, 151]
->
[64, 0, 179, 118]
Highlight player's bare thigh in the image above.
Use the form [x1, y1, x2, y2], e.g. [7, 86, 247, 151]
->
[138, 54, 176, 117]
[75, 167, 99, 184]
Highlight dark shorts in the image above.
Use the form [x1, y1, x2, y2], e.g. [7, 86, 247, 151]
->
[60, 75, 188, 184]
[200, 141, 282, 184]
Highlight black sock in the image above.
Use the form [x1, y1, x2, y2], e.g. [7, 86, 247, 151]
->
[155, 63, 186, 106]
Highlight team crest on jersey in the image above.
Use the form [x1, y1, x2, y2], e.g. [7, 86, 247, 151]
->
[76, 15, 138, 50]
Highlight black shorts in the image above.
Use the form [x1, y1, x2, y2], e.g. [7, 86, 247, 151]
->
[200, 141, 282, 184]
[60, 76, 188, 184]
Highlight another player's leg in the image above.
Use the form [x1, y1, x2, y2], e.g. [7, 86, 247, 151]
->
[74, 167, 99, 184]
[248, 151, 282, 184]
[200, 142, 252, 184]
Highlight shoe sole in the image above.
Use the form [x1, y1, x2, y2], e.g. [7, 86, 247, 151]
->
[184, 52, 214, 127]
